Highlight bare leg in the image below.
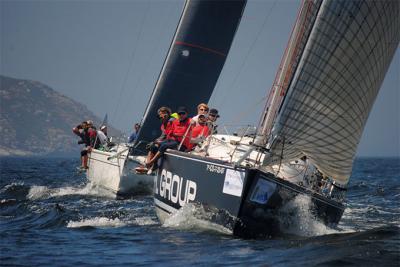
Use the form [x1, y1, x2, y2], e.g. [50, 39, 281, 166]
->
[146, 151, 161, 167]
[83, 155, 88, 168]
[146, 151, 154, 164]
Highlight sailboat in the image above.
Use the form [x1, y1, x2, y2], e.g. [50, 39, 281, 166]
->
[85, 0, 246, 197]
[147, 0, 399, 237]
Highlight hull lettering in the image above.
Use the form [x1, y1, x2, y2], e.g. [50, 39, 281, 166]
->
[157, 169, 197, 206]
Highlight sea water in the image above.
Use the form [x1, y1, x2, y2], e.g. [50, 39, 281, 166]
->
[0, 157, 399, 266]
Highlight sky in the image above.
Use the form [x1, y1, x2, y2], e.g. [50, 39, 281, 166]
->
[1, 0, 399, 157]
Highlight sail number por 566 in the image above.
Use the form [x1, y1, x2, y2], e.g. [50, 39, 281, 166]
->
[206, 164, 225, 174]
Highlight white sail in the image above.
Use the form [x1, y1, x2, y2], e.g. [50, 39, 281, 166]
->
[265, 0, 399, 186]
[256, 0, 322, 145]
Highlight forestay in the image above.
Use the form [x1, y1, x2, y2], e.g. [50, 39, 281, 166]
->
[265, 0, 399, 186]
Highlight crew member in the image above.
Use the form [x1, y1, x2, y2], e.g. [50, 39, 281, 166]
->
[146, 106, 191, 171]
[128, 123, 141, 143]
[191, 103, 209, 126]
[184, 113, 210, 151]
[135, 107, 174, 173]
[207, 108, 220, 134]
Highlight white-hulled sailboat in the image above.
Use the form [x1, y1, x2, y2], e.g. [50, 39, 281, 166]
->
[85, 0, 246, 197]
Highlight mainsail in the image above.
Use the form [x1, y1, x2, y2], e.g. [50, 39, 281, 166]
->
[135, 0, 246, 151]
[264, 0, 399, 185]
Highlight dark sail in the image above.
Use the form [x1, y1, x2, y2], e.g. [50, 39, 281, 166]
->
[134, 0, 246, 152]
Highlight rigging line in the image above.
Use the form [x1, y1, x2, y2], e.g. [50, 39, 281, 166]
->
[111, 2, 151, 125]
[138, 0, 188, 128]
[215, 0, 277, 108]
[226, 94, 268, 125]
[118, 3, 175, 129]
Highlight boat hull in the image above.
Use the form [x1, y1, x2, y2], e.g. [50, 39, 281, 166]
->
[87, 146, 153, 197]
[154, 150, 345, 238]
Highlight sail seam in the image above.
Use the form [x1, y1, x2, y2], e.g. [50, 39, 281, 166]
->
[175, 41, 226, 57]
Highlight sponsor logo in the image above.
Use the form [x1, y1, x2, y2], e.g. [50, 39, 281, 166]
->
[250, 179, 277, 204]
[155, 169, 197, 207]
[222, 169, 245, 197]
[206, 164, 225, 174]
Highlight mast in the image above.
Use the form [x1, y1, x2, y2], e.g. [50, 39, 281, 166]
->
[256, 0, 323, 147]
[264, 0, 399, 186]
[134, 0, 247, 153]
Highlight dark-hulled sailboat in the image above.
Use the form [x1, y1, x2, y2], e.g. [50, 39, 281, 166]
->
[136, 0, 399, 237]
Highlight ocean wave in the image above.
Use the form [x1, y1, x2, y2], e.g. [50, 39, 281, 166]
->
[133, 216, 158, 226]
[50, 182, 115, 199]
[163, 203, 233, 235]
[67, 216, 126, 228]
[23, 182, 116, 201]
[27, 185, 51, 200]
[278, 195, 349, 237]
[0, 182, 31, 201]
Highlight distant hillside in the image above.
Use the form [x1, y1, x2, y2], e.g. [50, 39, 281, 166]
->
[0, 75, 121, 156]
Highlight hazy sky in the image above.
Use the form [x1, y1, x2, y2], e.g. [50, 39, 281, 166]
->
[1, 0, 399, 157]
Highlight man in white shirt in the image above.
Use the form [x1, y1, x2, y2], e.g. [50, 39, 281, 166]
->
[97, 125, 108, 146]
[191, 103, 209, 126]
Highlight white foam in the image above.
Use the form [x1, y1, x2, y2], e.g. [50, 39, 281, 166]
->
[133, 216, 158, 226]
[67, 217, 126, 228]
[279, 195, 342, 237]
[51, 182, 115, 199]
[24, 182, 115, 200]
[27, 186, 51, 200]
[2, 182, 24, 190]
[163, 203, 233, 235]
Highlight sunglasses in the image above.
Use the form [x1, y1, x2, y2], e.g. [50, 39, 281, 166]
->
[199, 108, 208, 111]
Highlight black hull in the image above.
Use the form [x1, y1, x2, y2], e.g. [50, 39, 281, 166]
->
[154, 150, 345, 238]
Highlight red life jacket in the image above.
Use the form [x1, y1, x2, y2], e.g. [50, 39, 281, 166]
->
[161, 118, 174, 137]
[168, 118, 191, 142]
[184, 124, 209, 150]
[88, 128, 98, 147]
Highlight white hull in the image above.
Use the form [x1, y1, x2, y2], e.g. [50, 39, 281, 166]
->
[87, 144, 153, 197]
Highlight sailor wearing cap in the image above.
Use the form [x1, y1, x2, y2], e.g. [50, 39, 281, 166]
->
[207, 108, 220, 134]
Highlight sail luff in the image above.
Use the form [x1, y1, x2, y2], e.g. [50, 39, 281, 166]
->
[256, 0, 323, 146]
[265, 0, 399, 185]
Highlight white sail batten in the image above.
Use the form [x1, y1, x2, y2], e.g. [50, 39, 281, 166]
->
[266, 0, 399, 185]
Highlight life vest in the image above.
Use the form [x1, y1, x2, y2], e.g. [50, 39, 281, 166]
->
[88, 128, 99, 148]
[161, 118, 174, 137]
[168, 118, 191, 142]
[184, 124, 209, 150]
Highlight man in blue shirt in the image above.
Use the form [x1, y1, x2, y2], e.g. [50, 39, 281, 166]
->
[128, 123, 140, 143]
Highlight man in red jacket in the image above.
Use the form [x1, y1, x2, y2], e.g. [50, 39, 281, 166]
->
[184, 114, 209, 151]
[136, 106, 174, 173]
[146, 106, 191, 170]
